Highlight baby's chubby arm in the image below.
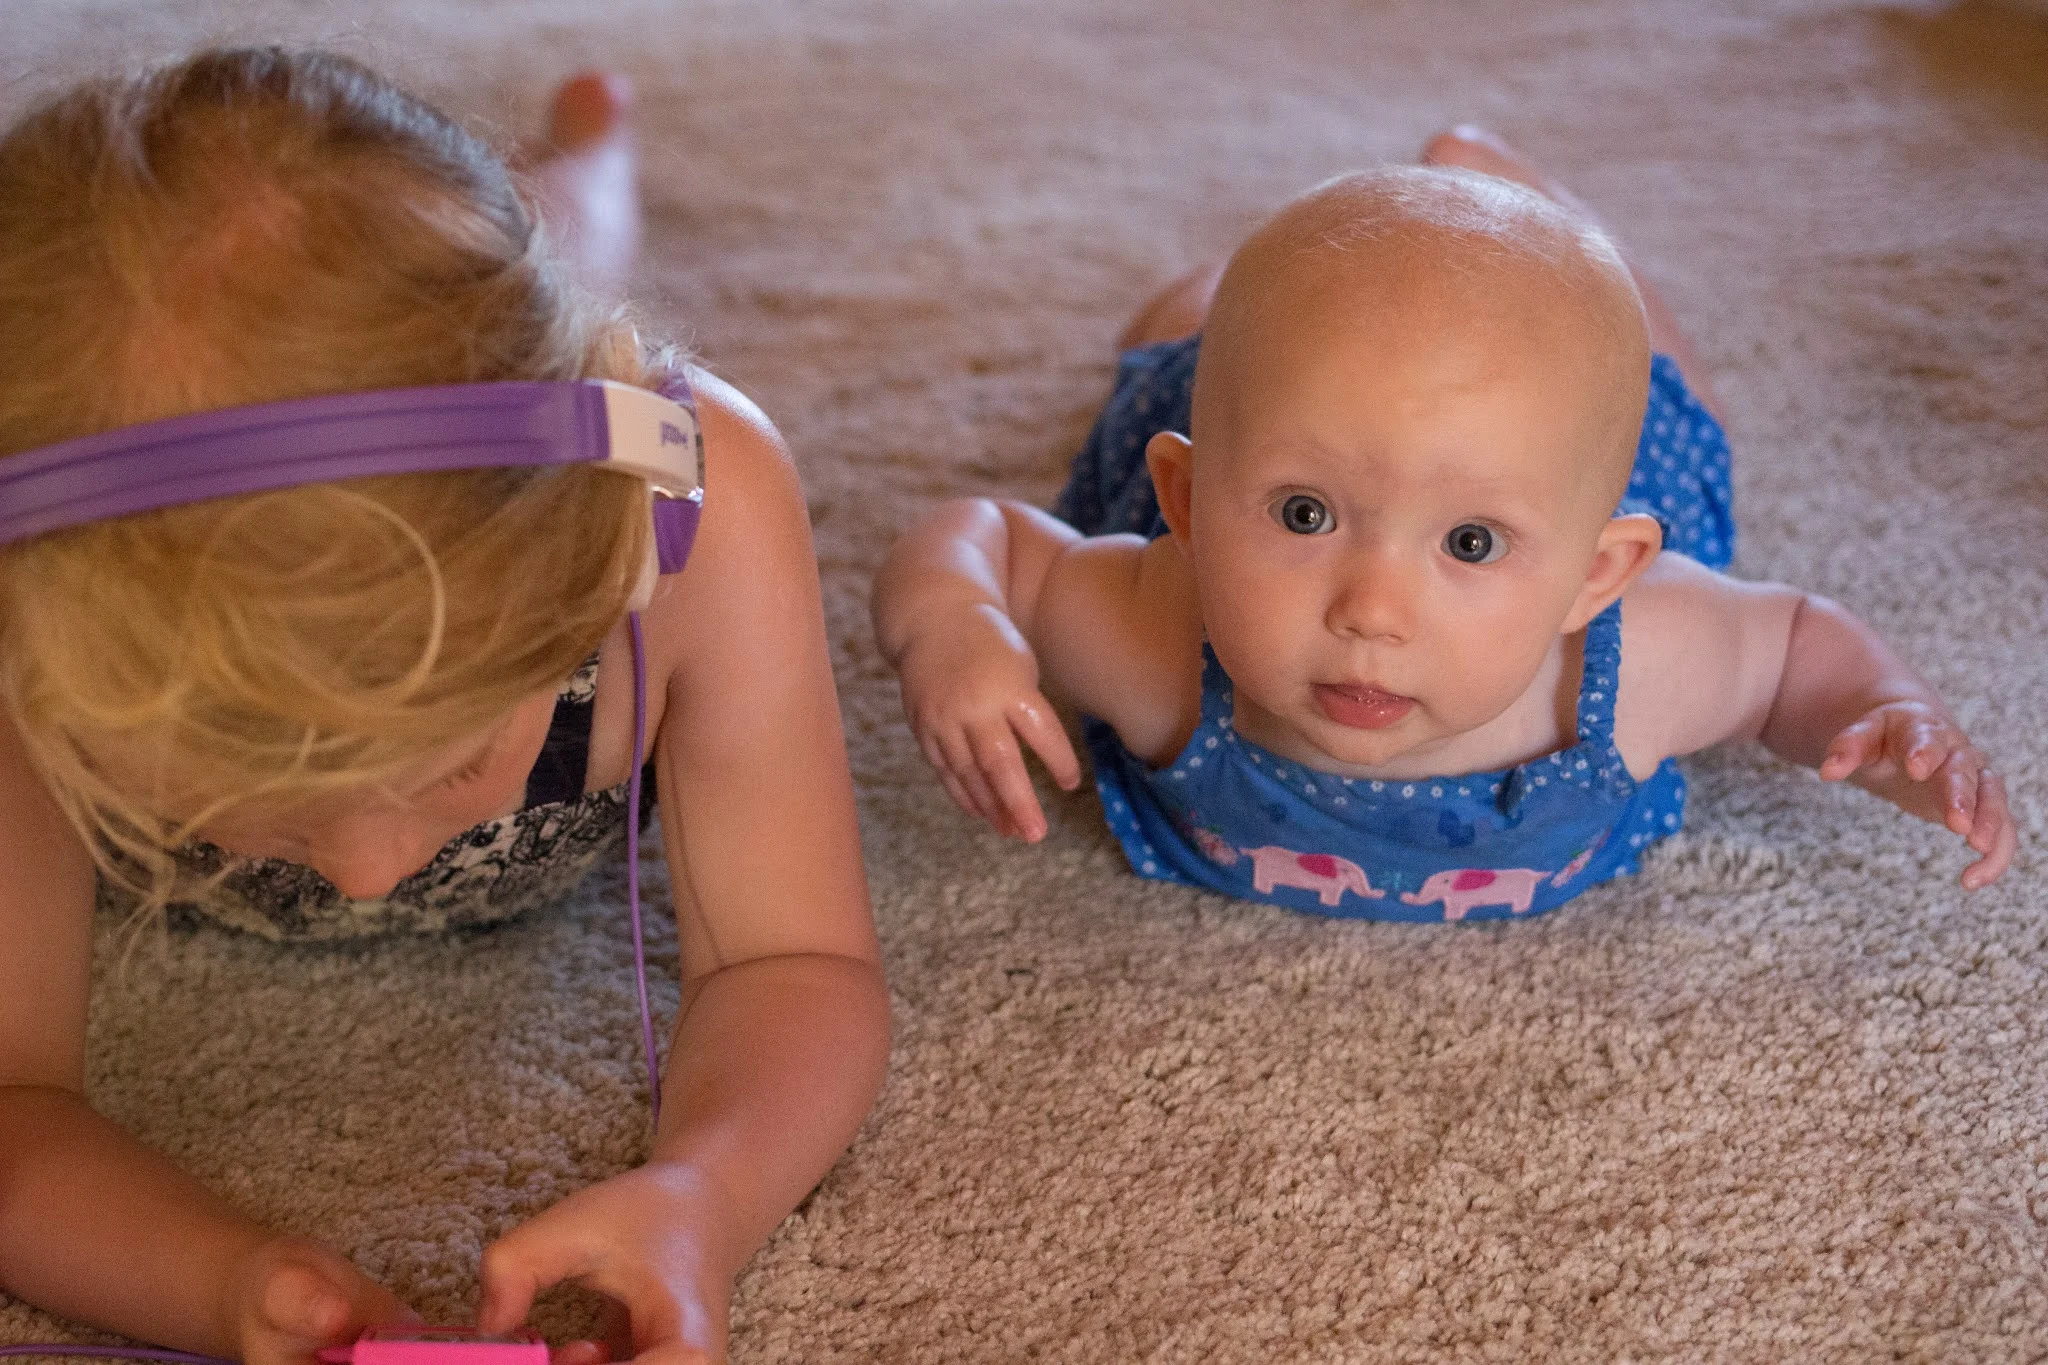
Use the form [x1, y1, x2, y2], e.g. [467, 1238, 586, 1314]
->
[871, 499, 1201, 840]
[1617, 553, 2014, 888]
[870, 500, 1084, 841]
[0, 715, 415, 1364]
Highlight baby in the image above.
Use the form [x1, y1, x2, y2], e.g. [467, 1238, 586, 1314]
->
[873, 129, 2014, 920]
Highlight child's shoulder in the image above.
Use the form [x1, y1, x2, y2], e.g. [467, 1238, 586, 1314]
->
[1035, 528, 1205, 767]
[665, 365, 812, 545]
[682, 366, 785, 469]
[1612, 550, 1804, 775]
[617, 365, 818, 744]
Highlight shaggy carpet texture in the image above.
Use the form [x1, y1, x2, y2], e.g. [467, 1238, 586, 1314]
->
[4, 0, 2045, 1360]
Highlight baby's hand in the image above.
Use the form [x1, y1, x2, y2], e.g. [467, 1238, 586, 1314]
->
[1819, 700, 2015, 889]
[895, 603, 1081, 842]
[227, 1234, 419, 1365]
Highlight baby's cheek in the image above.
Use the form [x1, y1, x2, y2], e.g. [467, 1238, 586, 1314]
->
[1435, 634, 1543, 728]
[1201, 598, 1290, 674]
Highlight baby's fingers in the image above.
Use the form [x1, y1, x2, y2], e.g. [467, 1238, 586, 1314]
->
[919, 734, 980, 819]
[1961, 770, 2016, 891]
[968, 721, 1050, 842]
[1819, 714, 1887, 781]
[936, 730, 1015, 835]
[1009, 695, 1082, 793]
[1934, 749, 1981, 835]
[933, 762, 985, 826]
[1900, 718, 1964, 783]
[921, 728, 1001, 830]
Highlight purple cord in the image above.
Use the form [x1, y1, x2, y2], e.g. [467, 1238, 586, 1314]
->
[625, 611, 663, 1130]
[0, 1350, 227, 1364]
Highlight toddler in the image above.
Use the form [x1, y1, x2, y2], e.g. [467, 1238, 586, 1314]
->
[873, 129, 2014, 920]
[0, 49, 887, 1365]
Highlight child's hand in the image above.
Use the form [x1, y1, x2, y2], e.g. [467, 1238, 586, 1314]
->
[1819, 700, 2015, 889]
[896, 604, 1081, 842]
[477, 1164, 733, 1365]
[226, 1234, 420, 1365]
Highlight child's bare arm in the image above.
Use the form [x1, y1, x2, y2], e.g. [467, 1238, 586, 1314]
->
[0, 716, 413, 1364]
[479, 372, 890, 1365]
[871, 499, 1088, 840]
[871, 499, 1199, 840]
[1619, 553, 2014, 888]
[1766, 593, 2013, 887]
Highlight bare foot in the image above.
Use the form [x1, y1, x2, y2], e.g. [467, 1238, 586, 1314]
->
[1117, 260, 1227, 352]
[1421, 124, 1721, 417]
[546, 71, 633, 153]
[1419, 125, 1596, 223]
[526, 72, 641, 297]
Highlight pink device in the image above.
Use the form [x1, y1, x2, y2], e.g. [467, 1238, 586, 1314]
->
[317, 1327, 550, 1365]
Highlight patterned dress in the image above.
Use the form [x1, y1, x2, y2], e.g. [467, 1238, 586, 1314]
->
[104, 657, 656, 940]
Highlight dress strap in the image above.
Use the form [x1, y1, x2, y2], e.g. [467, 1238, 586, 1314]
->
[521, 654, 602, 810]
[1197, 640, 1237, 731]
[1573, 600, 1624, 743]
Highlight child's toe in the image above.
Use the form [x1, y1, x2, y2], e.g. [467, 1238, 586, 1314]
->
[545, 71, 634, 153]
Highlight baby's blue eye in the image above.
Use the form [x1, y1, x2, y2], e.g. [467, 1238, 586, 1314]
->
[1444, 523, 1505, 564]
[1272, 494, 1333, 535]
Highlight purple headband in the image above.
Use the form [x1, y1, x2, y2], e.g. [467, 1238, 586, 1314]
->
[0, 380, 704, 574]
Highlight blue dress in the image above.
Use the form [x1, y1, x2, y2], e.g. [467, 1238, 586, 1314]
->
[1056, 335, 1735, 921]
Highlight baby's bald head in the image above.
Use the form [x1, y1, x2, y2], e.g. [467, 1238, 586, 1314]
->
[1192, 166, 1651, 517]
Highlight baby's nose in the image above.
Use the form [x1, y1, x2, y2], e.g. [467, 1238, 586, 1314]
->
[1327, 556, 1414, 641]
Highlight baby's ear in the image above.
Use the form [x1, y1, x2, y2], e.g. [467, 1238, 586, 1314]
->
[1144, 431, 1196, 544]
[1562, 512, 1663, 632]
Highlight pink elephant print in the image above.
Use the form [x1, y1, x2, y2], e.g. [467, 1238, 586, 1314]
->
[1550, 836, 1603, 887]
[1400, 866, 1548, 921]
[1190, 825, 1241, 867]
[1242, 845, 1386, 906]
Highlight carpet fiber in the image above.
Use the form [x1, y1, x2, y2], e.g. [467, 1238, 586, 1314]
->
[4, 1, 2045, 1360]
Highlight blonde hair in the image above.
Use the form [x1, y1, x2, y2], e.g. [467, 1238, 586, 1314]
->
[0, 47, 679, 908]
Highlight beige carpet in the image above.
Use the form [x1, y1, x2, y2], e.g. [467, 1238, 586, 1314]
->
[4, 0, 2046, 1360]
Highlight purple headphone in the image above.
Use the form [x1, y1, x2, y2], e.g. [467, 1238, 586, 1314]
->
[0, 378, 705, 597]
[0, 380, 701, 1257]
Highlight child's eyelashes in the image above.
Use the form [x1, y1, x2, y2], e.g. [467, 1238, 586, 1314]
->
[1271, 493, 1334, 535]
[1443, 522, 1508, 565]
